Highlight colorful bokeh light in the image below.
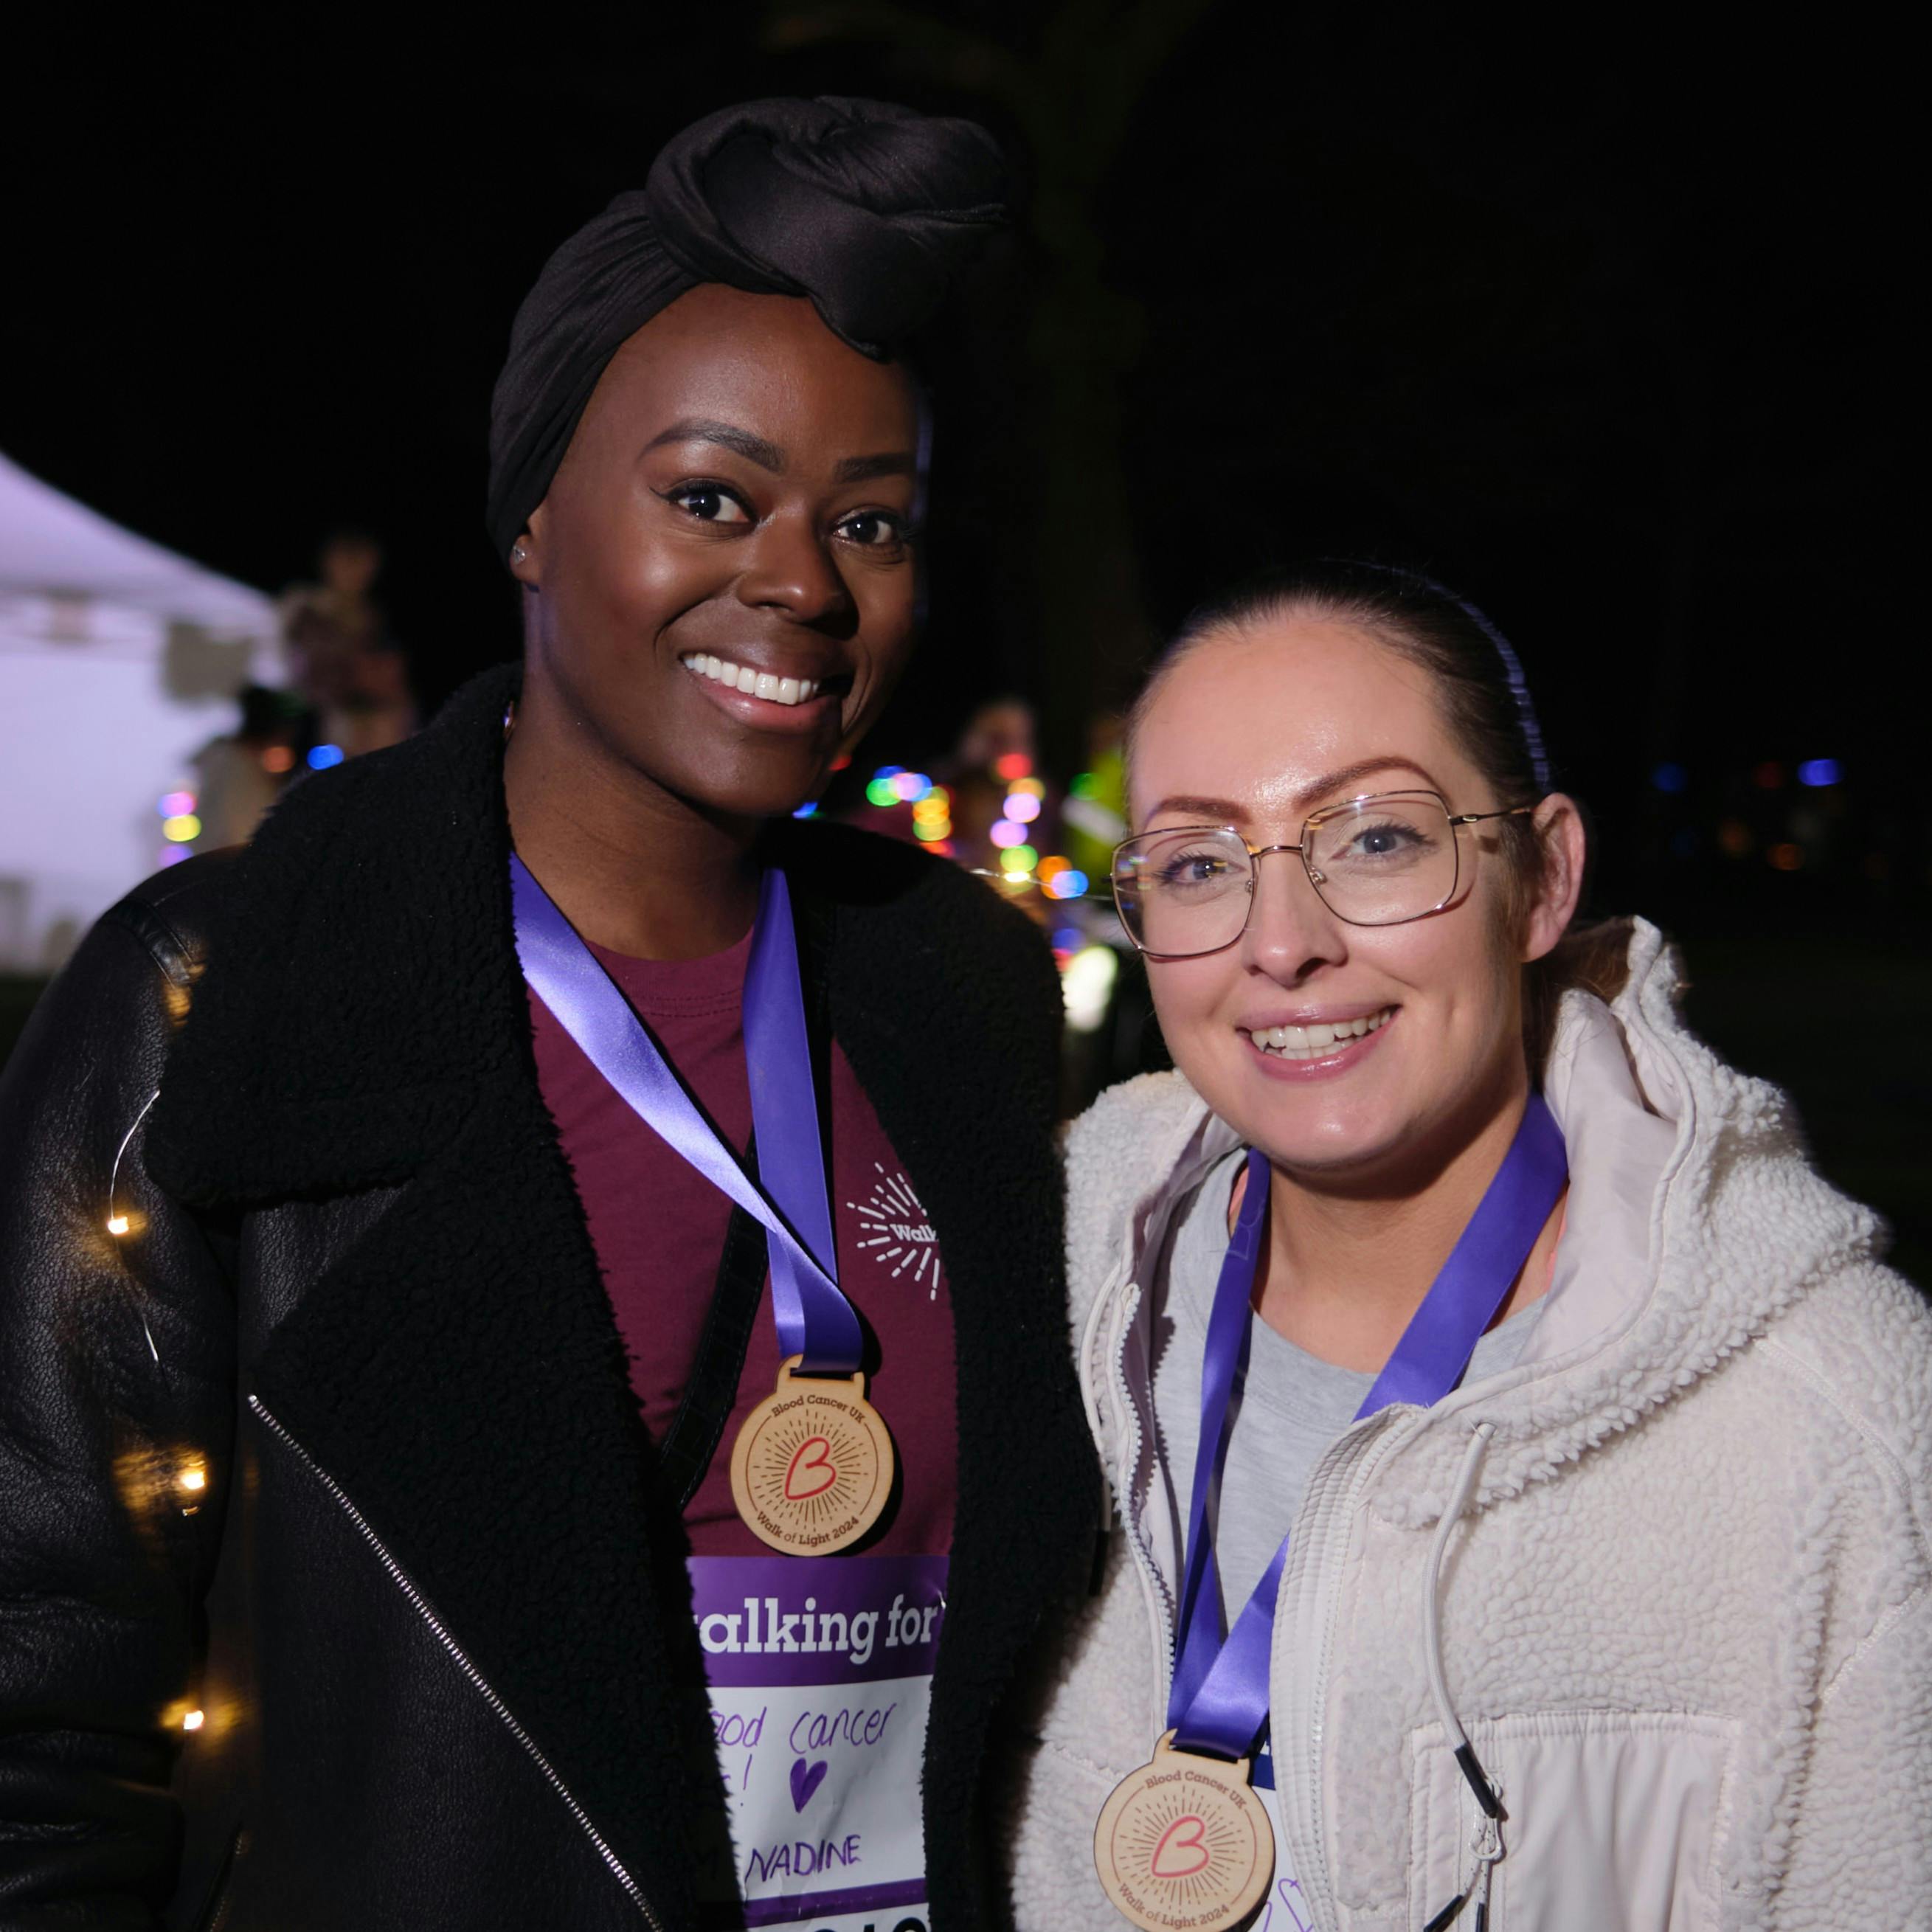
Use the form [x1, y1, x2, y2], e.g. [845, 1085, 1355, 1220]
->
[992, 752, 1032, 781]
[161, 814, 201, 843]
[890, 771, 932, 803]
[307, 744, 345, 771]
[989, 819, 1027, 848]
[1797, 758, 1841, 788]
[1000, 843, 1039, 874]
[1043, 868, 1090, 900]
[1004, 792, 1042, 824]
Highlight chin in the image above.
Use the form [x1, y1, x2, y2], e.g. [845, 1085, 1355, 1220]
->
[656, 753, 828, 823]
[1250, 1109, 1405, 1181]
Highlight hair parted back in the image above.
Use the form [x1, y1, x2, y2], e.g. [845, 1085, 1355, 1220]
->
[1126, 558, 1634, 1074]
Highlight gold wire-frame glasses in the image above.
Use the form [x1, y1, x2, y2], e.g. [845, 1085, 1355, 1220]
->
[1110, 789, 1537, 960]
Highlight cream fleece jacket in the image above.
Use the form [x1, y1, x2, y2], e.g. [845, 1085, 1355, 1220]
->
[1002, 921, 1932, 1931]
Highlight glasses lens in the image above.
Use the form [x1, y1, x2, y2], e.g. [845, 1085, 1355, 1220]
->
[1112, 828, 1253, 956]
[1305, 793, 1457, 924]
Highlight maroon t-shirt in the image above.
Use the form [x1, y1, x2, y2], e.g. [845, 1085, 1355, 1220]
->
[528, 926, 956, 1557]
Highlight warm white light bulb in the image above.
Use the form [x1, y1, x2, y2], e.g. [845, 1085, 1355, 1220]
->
[181, 1709, 204, 1732]
[106, 1215, 130, 1236]
[179, 1465, 207, 1493]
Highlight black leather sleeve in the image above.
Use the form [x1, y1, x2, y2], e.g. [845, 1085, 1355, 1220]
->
[0, 893, 237, 1928]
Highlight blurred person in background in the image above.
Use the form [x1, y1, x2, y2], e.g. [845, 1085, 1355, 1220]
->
[187, 684, 311, 847]
[1007, 561, 1932, 1928]
[280, 527, 415, 758]
[0, 98, 1095, 1932]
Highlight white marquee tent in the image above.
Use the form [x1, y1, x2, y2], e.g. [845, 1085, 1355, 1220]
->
[0, 451, 278, 970]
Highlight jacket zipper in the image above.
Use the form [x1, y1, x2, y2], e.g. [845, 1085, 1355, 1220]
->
[1273, 1408, 1413, 1932]
[1103, 1281, 1180, 1708]
[246, 1395, 663, 1928]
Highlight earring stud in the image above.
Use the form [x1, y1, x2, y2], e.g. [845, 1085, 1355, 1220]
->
[511, 542, 528, 565]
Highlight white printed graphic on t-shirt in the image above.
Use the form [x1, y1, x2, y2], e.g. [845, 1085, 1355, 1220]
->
[846, 1165, 941, 1296]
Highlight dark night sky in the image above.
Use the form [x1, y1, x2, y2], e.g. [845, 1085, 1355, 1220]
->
[5, 4, 1914, 920]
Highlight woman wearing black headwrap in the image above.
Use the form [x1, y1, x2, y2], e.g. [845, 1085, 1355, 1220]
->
[0, 99, 1098, 1931]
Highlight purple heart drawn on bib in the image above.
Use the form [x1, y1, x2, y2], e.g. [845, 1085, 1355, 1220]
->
[789, 1757, 829, 1812]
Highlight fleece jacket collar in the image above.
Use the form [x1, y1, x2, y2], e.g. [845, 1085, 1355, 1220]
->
[146, 662, 1098, 1929]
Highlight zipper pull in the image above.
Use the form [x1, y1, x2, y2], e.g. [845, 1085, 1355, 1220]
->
[1467, 1804, 1503, 1931]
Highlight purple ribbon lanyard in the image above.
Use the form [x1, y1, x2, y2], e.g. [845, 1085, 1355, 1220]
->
[509, 854, 862, 1374]
[1168, 1094, 1568, 1763]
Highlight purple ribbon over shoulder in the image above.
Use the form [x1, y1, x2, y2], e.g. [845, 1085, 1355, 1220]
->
[510, 854, 862, 1374]
[1169, 1093, 1567, 1763]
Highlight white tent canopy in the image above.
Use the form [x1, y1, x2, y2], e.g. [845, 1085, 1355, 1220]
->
[0, 451, 279, 970]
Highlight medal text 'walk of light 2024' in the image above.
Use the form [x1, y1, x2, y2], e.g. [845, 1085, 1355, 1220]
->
[1095, 1097, 1567, 1932]
[510, 855, 893, 1557]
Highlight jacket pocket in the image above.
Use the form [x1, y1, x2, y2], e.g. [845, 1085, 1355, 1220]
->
[1409, 1709, 1737, 1932]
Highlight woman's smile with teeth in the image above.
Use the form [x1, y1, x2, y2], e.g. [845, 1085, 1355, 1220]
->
[679, 652, 823, 706]
[1247, 1007, 1395, 1059]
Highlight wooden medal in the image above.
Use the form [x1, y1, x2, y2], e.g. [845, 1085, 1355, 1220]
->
[729, 1355, 893, 1556]
[1094, 1730, 1274, 1932]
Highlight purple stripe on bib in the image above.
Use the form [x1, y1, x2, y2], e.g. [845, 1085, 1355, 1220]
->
[691, 1554, 948, 1689]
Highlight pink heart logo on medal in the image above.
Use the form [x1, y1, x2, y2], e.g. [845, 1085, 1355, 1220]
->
[789, 1757, 829, 1812]
[784, 1435, 839, 1502]
[1150, 1813, 1212, 1879]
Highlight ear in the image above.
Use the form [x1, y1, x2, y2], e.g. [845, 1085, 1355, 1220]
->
[508, 504, 547, 587]
[1521, 793, 1587, 963]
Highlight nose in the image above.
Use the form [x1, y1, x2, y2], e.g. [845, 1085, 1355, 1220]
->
[735, 508, 855, 631]
[1238, 847, 1348, 982]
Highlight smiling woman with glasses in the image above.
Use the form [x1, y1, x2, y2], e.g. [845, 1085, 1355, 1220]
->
[1003, 558, 1932, 1932]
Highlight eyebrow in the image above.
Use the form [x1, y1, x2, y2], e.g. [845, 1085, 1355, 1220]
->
[1149, 756, 1444, 825]
[642, 418, 786, 472]
[833, 450, 918, 483]
[642, 418, 915, 486]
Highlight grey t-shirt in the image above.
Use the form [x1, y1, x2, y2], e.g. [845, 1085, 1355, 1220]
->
[1149, 1149, 1544, 1620]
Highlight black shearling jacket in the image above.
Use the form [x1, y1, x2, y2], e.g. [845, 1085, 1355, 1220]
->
[0, 666, 1098, 1932]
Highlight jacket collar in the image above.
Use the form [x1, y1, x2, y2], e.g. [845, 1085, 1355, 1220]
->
[149, 662, 530, 1204]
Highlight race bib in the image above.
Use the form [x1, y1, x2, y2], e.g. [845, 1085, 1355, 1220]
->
[690, 1553, 946, 1931]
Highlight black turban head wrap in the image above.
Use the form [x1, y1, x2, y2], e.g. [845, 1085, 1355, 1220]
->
[485, 95, 1010, 563]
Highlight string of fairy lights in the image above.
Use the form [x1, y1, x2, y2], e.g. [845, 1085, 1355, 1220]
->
[859, 758, 1092, 901]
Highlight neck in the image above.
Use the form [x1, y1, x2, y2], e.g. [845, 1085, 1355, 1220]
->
[502, 669, 761, 959]
[1250, 1056, 1565, 1372]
